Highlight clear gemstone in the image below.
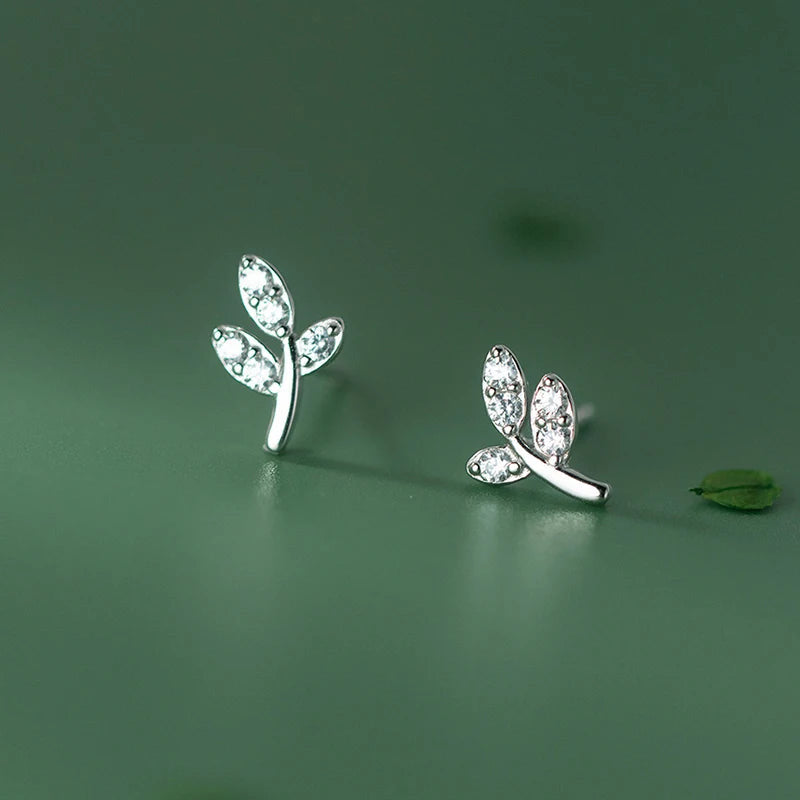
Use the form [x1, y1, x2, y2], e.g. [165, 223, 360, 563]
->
[298, 324, 335, 363]
[534, 385, 567, 418]
[535, 424, 571, 457]
[531, 375, 575, 456]
[486, 391, 524, 431]
[239, 256, 295, 336]
[256, 297, 290, 329]
[483, 349, 521, 388]
[217, 334, 246, 362]
[212, 325, 280, 394]
[241, 354, 276, 390]
[240, 264, 270, 296]
[481, 450, 512, 482]
[468, 445, 530, 484]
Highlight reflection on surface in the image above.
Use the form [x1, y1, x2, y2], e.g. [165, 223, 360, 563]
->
[463, 492, 597, 580]
[255, 460, 281, 511]
[457, 492, 598, 651]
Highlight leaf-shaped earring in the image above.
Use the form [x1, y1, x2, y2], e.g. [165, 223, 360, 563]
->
[212, 255, 345, 453]
[466, 345, 610, 504]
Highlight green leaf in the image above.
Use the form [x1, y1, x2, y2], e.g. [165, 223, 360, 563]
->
[690, 469, 781, 511]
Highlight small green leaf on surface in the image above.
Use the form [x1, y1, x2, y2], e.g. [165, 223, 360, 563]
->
[690, 469, 781, 511]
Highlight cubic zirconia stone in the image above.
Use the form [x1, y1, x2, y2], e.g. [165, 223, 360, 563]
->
[241, 355, 275, 390]
[481, 449, 511, 482]
[534, 385, 567, 418]
[487, 392, 523, 430]
[256, 297, 290, 329]
[217, 335, 246, 362]
[484, 350, 521, 387]
[468, 445, 530, 484]
[212, 324, 280, 395]
[535, 424, 571, 458]
[240, 264, 270, 296]
[298, 325, 334, 363]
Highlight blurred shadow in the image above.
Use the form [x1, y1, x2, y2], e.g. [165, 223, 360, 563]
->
[265, 446, 729, 535]
[280, 449, 477, 496]
[301, 368, 410, 472]
[279, 373, 611, 510]
[496, 198, 590, 256]
[262, 375, 731, 534]
[612, 499, 774, 533]
[278, 448, 614, 520]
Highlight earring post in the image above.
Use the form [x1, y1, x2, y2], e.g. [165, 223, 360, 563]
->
[576, 402, 595, 427]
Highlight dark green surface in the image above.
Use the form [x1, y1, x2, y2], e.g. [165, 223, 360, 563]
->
[2, 2, 799, 797]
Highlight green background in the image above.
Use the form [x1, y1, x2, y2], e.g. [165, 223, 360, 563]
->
[2, 1, 799, 797]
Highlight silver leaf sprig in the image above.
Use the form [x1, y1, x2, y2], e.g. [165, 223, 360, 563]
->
[466, 345, 609, 504]
[212, 255, 344, 452]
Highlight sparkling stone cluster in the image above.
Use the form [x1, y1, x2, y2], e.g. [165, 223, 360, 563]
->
[535, 425, 570, 458]
[213, 327, 278, 394]
[534, 383, 568, 418]
[467, 445, 530, 484]
[482, 346, 526, 436]
[531, 374, 574, 461]
[239, 258, 293, 335]
[297, 319, 340, 373]
[239, 350, 278, 392]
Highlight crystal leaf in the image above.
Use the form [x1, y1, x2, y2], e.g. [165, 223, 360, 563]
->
[212, 325, 280, 395]
[296, 317, 344, 376]
[238, 254, 295, 338]
[482, 345, 527, 437]
[467, 445, 530, 485]
[531, 373, 576, 464]
[535, 422, 572, 459]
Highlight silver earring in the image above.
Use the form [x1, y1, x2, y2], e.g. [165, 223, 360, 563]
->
[466, 345, 610, 504]
[211, 254, 344, 453]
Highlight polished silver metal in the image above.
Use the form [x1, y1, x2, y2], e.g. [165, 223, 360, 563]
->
[466, 344, 610, 504]
[211, 254, 345, 454]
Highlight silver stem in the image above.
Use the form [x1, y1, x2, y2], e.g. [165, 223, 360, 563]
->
[264, 334, 300, 454]
[509, 436, 610, 505]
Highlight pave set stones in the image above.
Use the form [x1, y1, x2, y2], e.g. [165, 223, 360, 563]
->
[482, 346, 526, 436]
[212, 326, 279, 394]
[466, 345, 610, 503]
[239, 256, 294, 337]
[483, 346, 521, 386]
[297, 317, 344, 375]
[533, 382, 568, 418]
[213, 256, 344, 402]
[531, 374, 575, 463]
[212, 254, 346, 454]
[240, 352, 278, 391]
[479, 349, 576, 464]
[535, 424, 571, 459]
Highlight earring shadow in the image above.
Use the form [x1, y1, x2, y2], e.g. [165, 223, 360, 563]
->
[279, 378, 718, 530]
[293, 368, 410, 471]
[281, 378, 609, 510]
[284, 370, 465, 494]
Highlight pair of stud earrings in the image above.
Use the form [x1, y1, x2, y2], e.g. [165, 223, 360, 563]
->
[212, 255, 610, 505]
